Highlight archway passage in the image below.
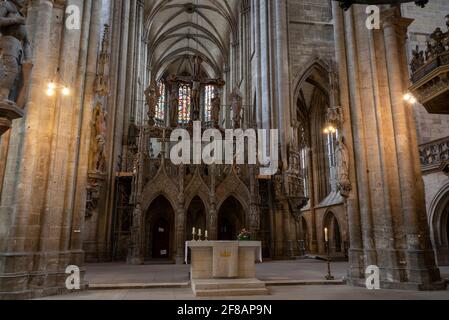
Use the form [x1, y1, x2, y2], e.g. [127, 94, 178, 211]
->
[430, 190, 449, 266]
[323, 212, 342, 256]
[218, 196, 245, 241]
[299, 216, 309, 254]
[186, 196, 207, 241]
[145, 195, 175, 261]
[152, 218, 170, 259]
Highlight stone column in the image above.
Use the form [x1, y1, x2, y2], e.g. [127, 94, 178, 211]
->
[382, 8, 441, 288]
[0, 0, 55, 299]
[331, 0, 364, 281]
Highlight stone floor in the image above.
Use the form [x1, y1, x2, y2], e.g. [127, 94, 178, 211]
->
[85, 260, 349, 285]
[41, 285, 449, 300]
[39, 260, 449, 300]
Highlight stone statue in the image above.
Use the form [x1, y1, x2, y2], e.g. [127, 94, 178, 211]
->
[0, 0, 33, 136]
[430, 27, 446, 55]
[94, 25, 110, 97]
[410, 45, 425, 73]
[191, 55, 202, 121]
[231, 87, 242, 129]
[335, 135, 351, 198]
[425, 41, 434, 61]
[0, 0, 32, 104]
[92, 103, 107, 173]
[211, 88, 221, 127]
[145, 81, 160, 126]
[169, 87, 179, 128]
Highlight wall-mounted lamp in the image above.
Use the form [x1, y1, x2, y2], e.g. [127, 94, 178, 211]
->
[403, 93, 417, 104]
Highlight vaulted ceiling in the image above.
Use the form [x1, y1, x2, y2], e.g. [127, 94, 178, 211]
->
[144, 0, 238, 80]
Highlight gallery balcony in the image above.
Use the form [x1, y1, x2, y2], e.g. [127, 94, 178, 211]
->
[408, 19, 449, 115]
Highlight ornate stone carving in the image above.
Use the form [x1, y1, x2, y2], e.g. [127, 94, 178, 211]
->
[335, 0, 428, 11]
[284, 145, 309, 221]
[410, 45, 425, 73]
[325, 105, 343, 130]
[94, 24, 110, 96]
[0, 0, 33, 136]
[335, 135, 352, 198]
[86, 173, 105, 218]
[419, 137, 449, 173]
[231, 86, 242, 129]
[169, 86, 179, 128]
[211, 88, 221, 127]
[410, 18, 449, 78]
[145, 80, 160, 127]
[91, 103, 107, 173]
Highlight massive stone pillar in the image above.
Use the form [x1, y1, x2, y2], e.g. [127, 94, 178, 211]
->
[0, 0, 105, 299]
[339, 4, 443, 290]
[331, 0, 364, 281]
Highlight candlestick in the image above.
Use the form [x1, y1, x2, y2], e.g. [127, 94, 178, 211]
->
[198, 229, 202, 241]
[205, 230, 208, 241]
[325, 241, 334, 280]
[192, 227, 196, 241]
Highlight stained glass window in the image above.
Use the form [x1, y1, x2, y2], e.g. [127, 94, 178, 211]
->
[204, 85, 215, 122]
[155, 82, 166, 122]
[178, 85, 191, 124]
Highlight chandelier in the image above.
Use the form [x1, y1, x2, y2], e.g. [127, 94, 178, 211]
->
[334, 0, 429, 10]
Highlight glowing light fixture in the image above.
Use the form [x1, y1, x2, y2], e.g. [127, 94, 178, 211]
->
[62, 87, 70, 96]
[46, 88, 55, 96]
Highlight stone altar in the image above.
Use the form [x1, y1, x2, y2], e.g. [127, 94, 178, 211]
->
[185, 241, 268, 297]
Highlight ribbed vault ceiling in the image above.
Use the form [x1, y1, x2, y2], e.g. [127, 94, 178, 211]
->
[145, 0, 238, 80]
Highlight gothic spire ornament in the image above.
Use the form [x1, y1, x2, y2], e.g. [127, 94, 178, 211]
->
[334, 0, 428, 10]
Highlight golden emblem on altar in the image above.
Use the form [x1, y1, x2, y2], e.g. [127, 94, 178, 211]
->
[220, 250, 232, 258]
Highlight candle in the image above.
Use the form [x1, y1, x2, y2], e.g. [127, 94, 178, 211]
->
[198, 229, 202, 236]
[205, 230, 208, 238]
[192, 227, 196, 235]
[324, 228, 329, 242]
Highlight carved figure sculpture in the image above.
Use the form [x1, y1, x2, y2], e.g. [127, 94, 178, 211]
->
[231, 87, 242, 129]
[145, 81, 160, 126]
[211, 88, 221, 127]
[0, 0, 32, 104]
[335, 135, 351, 198]
[169, 87, 179, 128]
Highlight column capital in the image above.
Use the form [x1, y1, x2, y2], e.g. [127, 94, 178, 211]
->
[381, 7, 414, 34]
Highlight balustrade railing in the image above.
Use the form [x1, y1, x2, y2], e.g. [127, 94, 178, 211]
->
[419, 137, 449, 173]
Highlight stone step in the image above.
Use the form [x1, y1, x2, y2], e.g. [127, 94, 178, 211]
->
[194, 288, 270, 297]
[88, 282, 190, 290]
[193, 279, 266, 291]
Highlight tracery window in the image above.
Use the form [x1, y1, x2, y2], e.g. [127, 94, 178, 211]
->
[155, 82, 166, 122]
[300, 147, 309, 198]
[325, 128, 339, 190]
[178, 85, 191, 124]
[204, 85, 215, 122]
[299, 124, 309, 198]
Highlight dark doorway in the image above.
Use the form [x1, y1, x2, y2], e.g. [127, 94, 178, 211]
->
[217, 196, 245, 241]
[446, 212, 449, 244]
[152, 218, 170, 259]
[218, 217, 235, 241]
[186, 196, 206, 241]
[323, 212, 342, 255]
[145, 195, 174, 261]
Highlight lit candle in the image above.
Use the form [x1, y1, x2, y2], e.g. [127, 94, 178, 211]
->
[192, 227, 196, 235]
[324, 228, 329, 243]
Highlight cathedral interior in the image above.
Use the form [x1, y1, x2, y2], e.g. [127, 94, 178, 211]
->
[1, 0, 449, 299]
